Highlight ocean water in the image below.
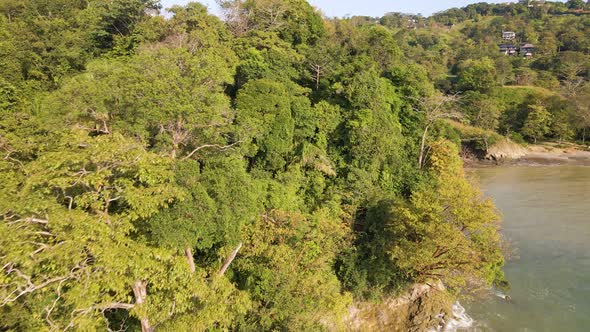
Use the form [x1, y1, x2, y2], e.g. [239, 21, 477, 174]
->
[455, 166, 590, 332]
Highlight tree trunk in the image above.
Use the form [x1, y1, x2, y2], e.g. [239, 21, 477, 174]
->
[185, 247, 195, 273]
[583, 127, 587, 144]
[171, 145, 177, 159]
[418, 124, 430, 168]
[219, 242, 243, 276]
[316, 67, 320, 90]
[132, 281, 152, 332]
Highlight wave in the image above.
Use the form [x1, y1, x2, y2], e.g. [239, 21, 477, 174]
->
[429, 301, 475, 332]
[493, 289, 509, 300]
[444, 302, 475, 331]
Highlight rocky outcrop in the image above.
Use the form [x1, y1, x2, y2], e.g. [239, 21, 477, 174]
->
[485, 138, 527, 161]
[343, 281, 453, 332]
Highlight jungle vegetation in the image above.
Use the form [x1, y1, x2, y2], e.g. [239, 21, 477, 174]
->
[0, 0, 588, 330]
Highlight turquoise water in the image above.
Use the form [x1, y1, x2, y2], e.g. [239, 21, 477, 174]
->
[465, 166, 590, 332]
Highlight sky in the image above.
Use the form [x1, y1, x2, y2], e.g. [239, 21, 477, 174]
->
[159, 0, 520, 17]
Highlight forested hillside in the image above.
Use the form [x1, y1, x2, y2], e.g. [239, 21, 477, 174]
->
[0, 0, 587, 331]
[411, 0, 590, 146]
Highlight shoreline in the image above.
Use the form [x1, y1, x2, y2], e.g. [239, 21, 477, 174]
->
[463, 166, 590, 332]
[464, 143, 590, 168]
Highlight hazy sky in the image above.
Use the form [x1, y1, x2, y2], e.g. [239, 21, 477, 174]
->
[159, 0, 519, 17]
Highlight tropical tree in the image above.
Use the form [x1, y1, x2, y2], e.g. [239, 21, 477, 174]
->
[522, 104, 553, 143]
[462, 92, 502, 131]
[572, 83, 590, 142]
[389, 140, 504, 291]
[413, 94, 461, 168]
[457, 57, 498, 93]
[0, 132, 249, 331]
[234, 209, 351, 331]
[45, 43, 237, 158]
[551, 109, 575, 143]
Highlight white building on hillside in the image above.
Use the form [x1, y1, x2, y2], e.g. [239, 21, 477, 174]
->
[502, 31, 516, 41]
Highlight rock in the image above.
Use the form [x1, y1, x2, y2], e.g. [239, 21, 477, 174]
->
[342, 281, 453, 332]
[486, 138, 527, 161]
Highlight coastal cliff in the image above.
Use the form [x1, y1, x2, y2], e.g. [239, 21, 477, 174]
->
[342, 281, 453, 332]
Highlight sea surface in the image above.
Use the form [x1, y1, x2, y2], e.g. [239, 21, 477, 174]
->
[458, 166, 590, 332]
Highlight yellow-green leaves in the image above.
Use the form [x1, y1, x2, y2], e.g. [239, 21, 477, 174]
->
[0, 130, 257, 331]
[522, 104, 553, 143]
[24, 132, 183, 224]
[235, 209, 351, 331]
[389, 140, 504, 291]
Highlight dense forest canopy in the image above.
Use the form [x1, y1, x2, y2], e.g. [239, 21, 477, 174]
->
[0, 0, 588, 330]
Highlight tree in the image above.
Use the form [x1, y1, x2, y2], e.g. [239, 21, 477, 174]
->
[219, 0, 324, 45]
[462, 92, 502, 131]
[339, 63, 409, 197]
[0, 20, 22, 85]
[364, 25, 403, 71]
[522, 104, 553, 143]
[389, 140, 504, 291]
[566, 0, 585, 9]
[457, 57, 498, 92]
[0, 0, 25, 23]
[234, 209, 351, 331]
[305, 41, 336, 90]
[537, 32, 559, 56]
[87, 0, 161, 50]
[45, 42, 237, 158]
[0, 132, 249, 330]
[494, 56, 514, 85]
[572, 83, 590, 143]
[0, 79, 20, 112]
[235, 79, 296, 171]
[557, 52, 589, 97]
[413, 94, 462, 168]
[147, 157, 261, 274]
[513, 67, 538, 86]
[551, 109, 575, 143]
[217, 0, 251, 36]
[232, 30, 303, 87]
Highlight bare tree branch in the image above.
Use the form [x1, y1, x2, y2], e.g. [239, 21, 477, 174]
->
[185, 247, 196, 273]
[8, 216, 49, 226]
[219, 242, 243, 276]
[1, 263, 82, 306]
[409, 94, 462, 168]
[132, 280, 153, 332]
[182, 141, 242, 160]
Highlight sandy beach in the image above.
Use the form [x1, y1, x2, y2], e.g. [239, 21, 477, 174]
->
[518, 144, 590, 166]
[464, 142, 590, 167]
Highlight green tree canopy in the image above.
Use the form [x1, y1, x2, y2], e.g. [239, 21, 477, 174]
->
[389, 140, 504, 291]
[522, 104, 553, 143]
[457, 57, 498, 93]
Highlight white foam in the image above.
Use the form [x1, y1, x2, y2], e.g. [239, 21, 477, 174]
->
[493, 289, 508, 300]
[426, 301, 478, 332]
[442, 302, 475, 332]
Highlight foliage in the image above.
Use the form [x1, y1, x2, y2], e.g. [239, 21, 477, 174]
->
[0, 132, 249, 330]
[461, 92, 502, 130]
[234, 209, 351, 331]
[457, 57, 498, 93]
[522, 104, 553, 143]
[13, 0, 590, 329]
[447, 120, 503, 152]
[388, 140, 504, 291]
